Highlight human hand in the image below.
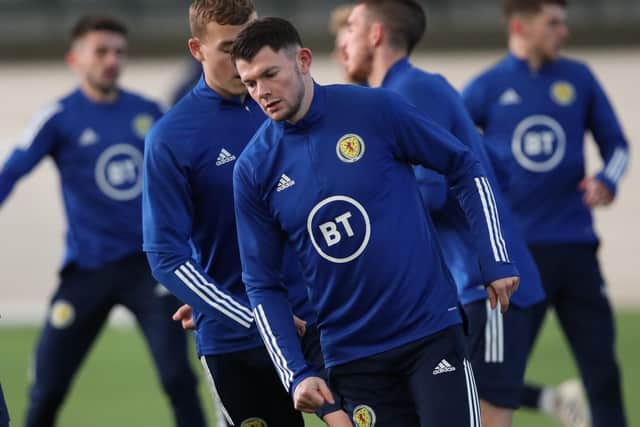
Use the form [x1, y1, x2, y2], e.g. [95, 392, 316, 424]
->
[293, 315, 307, 337]
[579, 177, 613, 208]
[487, 276, 519, 313]
[293, 377, 335, 413]
[172, 304, 195, 331]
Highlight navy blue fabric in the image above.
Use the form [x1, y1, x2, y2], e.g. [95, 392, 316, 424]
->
[328, 326, 477, 426]
[0, 383, 8, 427]
[463, 54, 629, 245]
[24, 254, 205, 427]
[235, 83, 518, 395]
[202, 347, 304, 427]
[527, 244, 627, 427]
[144, 77, 316, 355]
[382, 57, 545, 308]
[0, 89, 162, 269]
[464, 300, 534, 408]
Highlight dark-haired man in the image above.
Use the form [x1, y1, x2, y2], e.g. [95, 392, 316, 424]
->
[463, 1, 629, 426]
[0, 15, 205, 427]
[143, 1, 350, 426]
[231, 16, 519, 426]
[342, 1, 546, 426]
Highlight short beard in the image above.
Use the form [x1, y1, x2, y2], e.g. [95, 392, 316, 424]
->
[279, 67, 306, 122]
[89, 77, 117, 97]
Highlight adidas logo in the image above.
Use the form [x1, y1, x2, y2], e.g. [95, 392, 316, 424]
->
[215, 148, 236, 166]
[78, 128, 98, 146]
[432, 359, 456, 375]
[276, 174, 295, 192]
[499, 88, 521, 105]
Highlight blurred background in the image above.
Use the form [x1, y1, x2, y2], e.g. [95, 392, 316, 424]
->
[0, 1, 638, 426]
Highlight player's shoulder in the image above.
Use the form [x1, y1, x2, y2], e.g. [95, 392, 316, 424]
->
[324, 83, 388, 104]
[118, 88, 164, 113]
[235, 119, 280, 174]
[325, 83, 407, 116]
[552, 56, 595, 80]
[467, 56, 511, 88]
[145, 92, 201, 149]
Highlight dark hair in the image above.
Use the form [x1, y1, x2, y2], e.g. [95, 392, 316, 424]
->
[359, 0, 426, 54]
[231, 17, 303, 62]
[71, 15, 127, 42]
[503, 0, 567, 17]
[189, 0, 256, 37]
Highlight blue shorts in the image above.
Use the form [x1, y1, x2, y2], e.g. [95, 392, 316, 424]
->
[328, 325, 481, 427]
[464, 299, 534, 409]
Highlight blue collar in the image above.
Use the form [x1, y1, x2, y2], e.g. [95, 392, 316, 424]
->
[279, 81, 326, 132]
[381, 57, 411, 87]
[194, 74, 248, 106]
[505, 52, 557, 75]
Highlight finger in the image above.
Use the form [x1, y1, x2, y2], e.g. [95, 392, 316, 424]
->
[511, 278, 520, 294]
[318, 380, 335, 405]
[295, 392, 323, 413]
[498, 289, 510, 313]
[487, 286, 498, 310]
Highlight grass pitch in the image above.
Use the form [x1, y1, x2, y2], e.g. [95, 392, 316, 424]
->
[1, 310, 637, 426]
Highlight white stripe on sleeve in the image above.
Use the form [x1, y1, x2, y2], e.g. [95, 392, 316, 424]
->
[185, 261, 253, 319]
[174, 266, 253, 328]
[475, 177, 501, 262]
[481, 177, 509, 262]
[254, 304, 294, 391]
[17, 102, 63, 150]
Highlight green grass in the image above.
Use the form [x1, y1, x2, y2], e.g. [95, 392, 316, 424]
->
[1, 311, 638, 426]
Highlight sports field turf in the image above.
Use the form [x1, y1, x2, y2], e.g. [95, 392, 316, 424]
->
[1, 310, 637, 426]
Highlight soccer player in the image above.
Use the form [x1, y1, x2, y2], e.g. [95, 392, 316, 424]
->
[142, 1, 349, 426]
[342, 1, 546, 426]
[463, 1, 629, 426]
[231, 17, 519, 426]
[0, 15, 206, 427]
[328, 4, 366, 84]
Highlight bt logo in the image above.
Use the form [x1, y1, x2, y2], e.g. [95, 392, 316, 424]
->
[94, 144, 143, 201]
[512, 115, 566, 173]
[307, 196, 371, 264]
[319, 212, 355, 247]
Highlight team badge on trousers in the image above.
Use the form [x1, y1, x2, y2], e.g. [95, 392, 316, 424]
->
[353, 404, 376, 427]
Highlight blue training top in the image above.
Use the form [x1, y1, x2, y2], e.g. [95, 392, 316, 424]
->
[463, 54, 629, 245]
[143, 77, 314, 356]
[382, 58, 544, 307]
[0, 88, 162, 269]
[234, 82, 518, 394]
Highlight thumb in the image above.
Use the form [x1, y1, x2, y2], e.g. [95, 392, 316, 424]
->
[317, 380, 335, 405]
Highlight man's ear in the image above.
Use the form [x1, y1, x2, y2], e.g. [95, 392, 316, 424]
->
[65, 50, 76, 67]
[188, 37, 205, 62]
[369, 21, 383, 48]
[297, 47, 313, 74]
[508, 16, 525, 37]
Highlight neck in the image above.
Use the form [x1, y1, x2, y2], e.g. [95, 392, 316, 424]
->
[509, 37, 544, 71]
[81, 81, 118, 102]
[288, 77, 315, 124]
[368, 47, 407, 88]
